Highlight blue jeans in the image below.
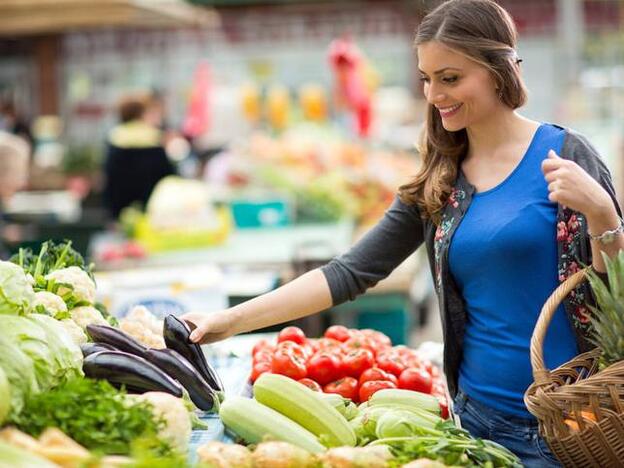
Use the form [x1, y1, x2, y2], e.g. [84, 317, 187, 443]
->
[453, 390, 561, 468]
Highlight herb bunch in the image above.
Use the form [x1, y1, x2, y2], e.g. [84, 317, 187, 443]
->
[9, 378, 171, 456]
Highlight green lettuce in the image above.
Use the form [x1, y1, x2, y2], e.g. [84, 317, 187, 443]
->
[0, 316, 55, 392]
[29, 314, 84, 383]
[0, 367, 10, 424]
[0, 261, 35, 315]
[0, 337, 39, 416]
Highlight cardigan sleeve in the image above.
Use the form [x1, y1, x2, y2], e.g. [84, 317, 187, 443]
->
[320, 196, 425, 305]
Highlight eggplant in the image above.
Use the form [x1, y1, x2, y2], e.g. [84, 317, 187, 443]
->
[80, 342, 117, 357]
[163, 315, 224, 391]
[86, 324, 147, 358]
[145, 348, 220, 411]
[83, 350, 183, 397]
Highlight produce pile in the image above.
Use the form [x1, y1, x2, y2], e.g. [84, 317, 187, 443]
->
[226, 326, 522, 467]
[0, 242, 211, 466]
[225, 128, 414, 226]
[213, 373, 522, 467]
[1, 240, 522, 467]
[250, 325, 449, 417]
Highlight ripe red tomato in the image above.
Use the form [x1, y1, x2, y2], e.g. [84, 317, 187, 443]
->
[360, 329, 392, 347]
[252, 339, 275, 357]
[306, 352, 343, 385]
[276, 341, 307, 360]
[376, 353, 407, 377]
[358, 367, 398, 387]
[342, 348, 375, 378]
[252, 349, 273, 364]
[342, 336, 376, 356]
[324, 377, 359, 401]
[324, 325, 351, 342]
[250, 362, 271, 383]
[358, 380, 397, 402]
[277, 326, 307, 345]
[316, 337, 343, 353]
[307, 338, 320, 353]
[271, 349, 307, 380]
[398, 367, 433, 394]
[298, 378, 322, 392]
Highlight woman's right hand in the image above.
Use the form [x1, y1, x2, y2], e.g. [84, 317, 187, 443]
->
[181, 310, 237, 344]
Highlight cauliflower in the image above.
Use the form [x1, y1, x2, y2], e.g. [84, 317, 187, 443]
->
[58, 319, 88, 346]
[33, 291, 67, 316]
[125, 305, 162, 334]
[119, 320, 165, 349]
[70, 306, 107, 330]
[45, 267, 96, 304]
[129, 392, 191, 452]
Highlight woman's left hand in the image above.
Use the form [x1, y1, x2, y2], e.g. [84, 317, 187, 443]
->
[542, 149, 614, 220]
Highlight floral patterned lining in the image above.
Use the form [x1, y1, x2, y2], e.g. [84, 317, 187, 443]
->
[558, 208, 592, 328]
[433, 183, 593, 342]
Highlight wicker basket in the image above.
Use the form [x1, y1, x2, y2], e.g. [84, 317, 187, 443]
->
[524, 269, 624, 467]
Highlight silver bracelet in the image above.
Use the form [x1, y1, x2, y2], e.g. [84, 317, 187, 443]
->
[588, 217, 624, 244]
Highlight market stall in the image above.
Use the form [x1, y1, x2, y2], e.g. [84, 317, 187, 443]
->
[0, 239, 524, 467]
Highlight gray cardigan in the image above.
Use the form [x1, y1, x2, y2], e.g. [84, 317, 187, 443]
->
[321, 126, 621, 397]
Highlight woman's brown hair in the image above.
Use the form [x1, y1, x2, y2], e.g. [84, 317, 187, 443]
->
[399, 0, 528, 224]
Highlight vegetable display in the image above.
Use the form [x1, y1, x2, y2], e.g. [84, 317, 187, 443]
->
[250, 325, 449, 417]
[0, 240, 205, 465]
[0, 239, 526, 467]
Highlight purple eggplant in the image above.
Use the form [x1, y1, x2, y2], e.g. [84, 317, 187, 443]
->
[83, 350, 183, 397]
[86, 324, 147, 358]
[145, 348, 220, 411]
[80, 342, 117, 357]
[163, 315, 224, 391]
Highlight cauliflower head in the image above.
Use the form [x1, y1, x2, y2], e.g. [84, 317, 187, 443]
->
[45, 267, 96, 304]
[130, 392, 191, 452]
[58, 319, 88, 346]
[70, 306, 107, 330]
[33, 291, 68, 316]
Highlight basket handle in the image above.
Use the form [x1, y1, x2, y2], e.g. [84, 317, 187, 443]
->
[530, 269, 588, 386]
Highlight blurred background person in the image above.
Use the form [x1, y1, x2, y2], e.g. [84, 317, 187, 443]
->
[0, 99, 32, 146]
[103, 93, 176, 220]
[0, 131, 30, 258]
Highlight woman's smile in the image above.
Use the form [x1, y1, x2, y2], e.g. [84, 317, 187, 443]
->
[437, 103, 463, 119]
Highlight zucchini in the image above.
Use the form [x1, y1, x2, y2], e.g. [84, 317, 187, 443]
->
[368, 388, 441, 415]
[219, 396, 325, 453]
[253, 373, 356, 447]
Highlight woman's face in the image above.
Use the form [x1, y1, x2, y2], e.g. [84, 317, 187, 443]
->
[417, 41, 502, 132]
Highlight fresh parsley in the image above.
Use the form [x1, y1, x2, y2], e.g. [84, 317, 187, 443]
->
[9, 378, 171, 456]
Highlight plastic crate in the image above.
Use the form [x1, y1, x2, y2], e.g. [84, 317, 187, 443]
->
[230, 199, 291, 228]
[134, 206, 232, 253]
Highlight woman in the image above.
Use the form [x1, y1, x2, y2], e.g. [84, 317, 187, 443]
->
[184, 1, 623, 465]
[103, 94, 175, 219]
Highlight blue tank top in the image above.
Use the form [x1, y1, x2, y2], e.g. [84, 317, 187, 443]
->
[449, 123, 579, 417]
